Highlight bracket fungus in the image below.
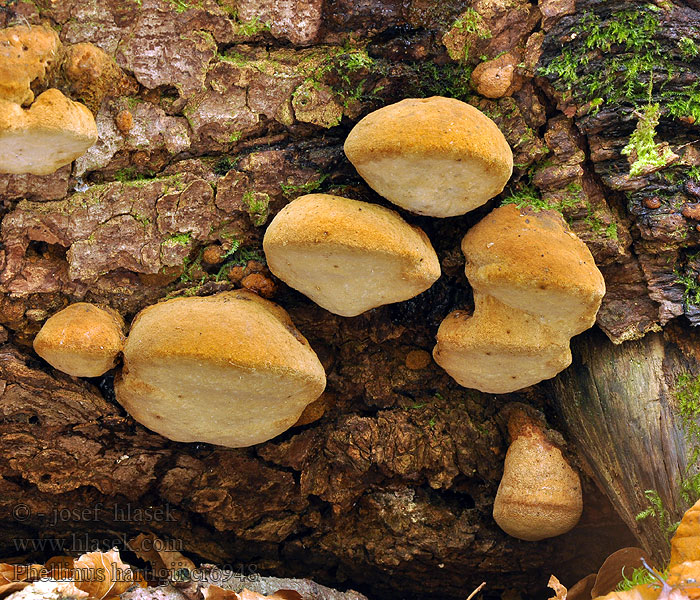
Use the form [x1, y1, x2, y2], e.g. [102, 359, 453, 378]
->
[0, 25, 98, 175]
[0, 90, 98, 175]
[433, 204, 605, 393]
[0, 24, 61, 106]
[263, 193, 441, 317]
[33, 303, 126, 378]
[115, 291, 326, 448]
[344, 96, 513, 217]
[493, 406, 583, 541]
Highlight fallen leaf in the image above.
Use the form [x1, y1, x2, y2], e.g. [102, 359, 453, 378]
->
[567, 574, 597, 600]
[253, 591, 302, 600]
[73, 549, 134, 600]
[44, 557, 74, 581]
[667, 560, 700, 599]
[0, 563, 45, 597]
[592, 548, 652, 598]
[549, 575, 567, 600]
[128, 534, 195, 579]
[1, 564, 44, 584]
[201, 585, 236, 600]
[0, 583, 29, 598]
[593, 583, 660, 600]
[671, 500, 700, 567]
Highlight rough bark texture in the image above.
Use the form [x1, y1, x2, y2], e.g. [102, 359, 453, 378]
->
[2, 0, 700, 597]
[551, 326, 700, 565]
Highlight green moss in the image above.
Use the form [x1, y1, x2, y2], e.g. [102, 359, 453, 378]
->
[163, 232, 193, 247]
[316, 44, 376, 107]
[676, 373, 700, 444]
[538, 7, 661, 107]
[616, 566, 665, 592]
[176, 248, 205, 285]
[233, 17, 271, 37]
[124, 97, 143, 111]
[213, 243, 267, 280]
[501, 185, 578, 213]
[242, 190, 270, 226]
[605, 222, 619, 240]
[663, 83, 700, 123]
[280, 173, 329, 198]
[166, 0, 191, 13]
[679, 36, 699, 59]
[673, 372, 700, 506]
[450, 8, 492, 61]
[228, 131, 242, 143]
[539, 4, 700, 129]
[635, 489, 679, 540]
[213, 156, 239, 175]
[622, 104, 676, 177]
[452, 8, 489, 35]
[677, 268, 700, 307]
[114, 167, 155, 183]
[216, 50, 249, 66]
[336, 46, 374, 73]
[132, 213, 151, 227]
[409, 62, 472, 102]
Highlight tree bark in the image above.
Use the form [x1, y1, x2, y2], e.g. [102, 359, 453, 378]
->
[551, 326, 700, 565]
[2, 0, 700, 597]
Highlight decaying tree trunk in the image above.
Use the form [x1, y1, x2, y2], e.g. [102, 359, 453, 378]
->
[2, 0, 700, 597]
[552, 327, 700, 565]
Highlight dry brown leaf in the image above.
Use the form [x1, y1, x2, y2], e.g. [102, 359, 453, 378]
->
[51, 581, 90, 599]
[549, 575, 567, 600]
[0, 582, 29, 598]
[0, 564, 44, 584]
[44, 557, 74, 581]
[671, 499, 700, 567]
[127, 533, 195, 578]
[667, 560, 700, 599]
[0, 566, 17, 585]
[240, 590, 302, 600]
[567, 574, 597, 600]
[0, 562, 46, 596]
[73, 549, 134, 600]
[258, 591, 302, 600]
[201, 585, 237, 600]
[592, 548, 652, 598]
[593, 584, 660, 600]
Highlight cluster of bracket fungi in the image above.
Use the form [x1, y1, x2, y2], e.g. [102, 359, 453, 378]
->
[3, 24, 605, 543]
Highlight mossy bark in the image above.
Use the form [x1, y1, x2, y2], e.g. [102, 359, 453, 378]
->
[2, 0, 700, 597]
[551, 326, 700, 565]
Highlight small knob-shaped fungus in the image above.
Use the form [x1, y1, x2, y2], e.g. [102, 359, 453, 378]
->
[115, 291, 326, 448]
[263, 193, 441, 317]
[62, 42, 132, 113]
[33, 303, 125, 378]
[0, 89, 98, 175]
[343, 96, 513, 217]
[493, 406, 583, 541]
[433, 204, 605, 393]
